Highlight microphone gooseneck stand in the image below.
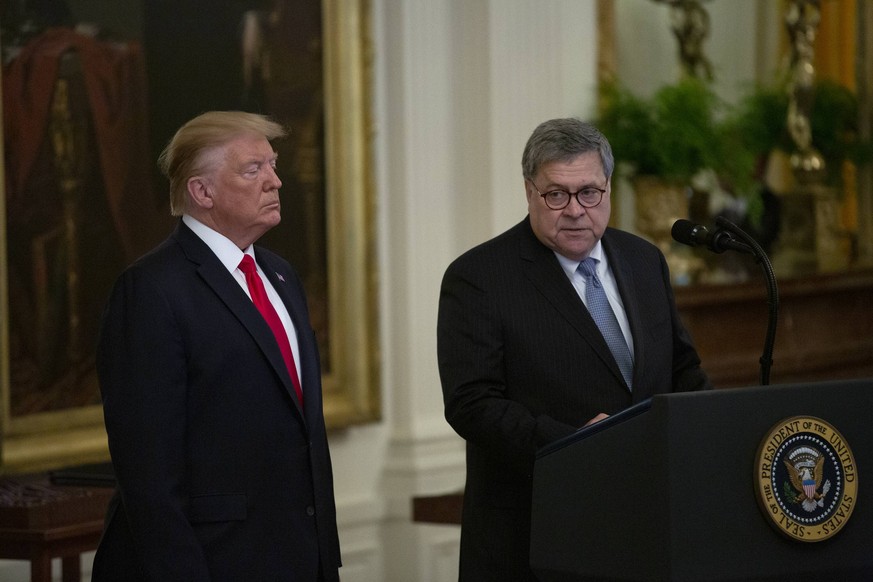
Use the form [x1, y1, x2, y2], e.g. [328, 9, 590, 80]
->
[713, 216, 779, 386]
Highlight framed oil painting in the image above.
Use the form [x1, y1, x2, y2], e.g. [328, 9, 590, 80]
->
[0, 0, 378, 474]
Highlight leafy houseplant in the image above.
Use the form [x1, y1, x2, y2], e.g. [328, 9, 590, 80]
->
[598, 76, 871, 193]
[727, 78, 872, 188]
[597, 77, 745, 187]
[596, 78, 766, 284]
[726, 79, 873, 273]
[597, 72, 871, 280]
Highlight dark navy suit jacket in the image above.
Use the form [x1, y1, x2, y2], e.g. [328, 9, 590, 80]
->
[437, 218, 710, 581]
[93, 221, 340, 581]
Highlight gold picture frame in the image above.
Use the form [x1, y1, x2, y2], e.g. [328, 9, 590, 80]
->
[0, 0, 379, 474]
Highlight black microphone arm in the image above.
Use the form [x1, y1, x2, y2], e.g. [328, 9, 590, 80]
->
[671, 216, 779, 386]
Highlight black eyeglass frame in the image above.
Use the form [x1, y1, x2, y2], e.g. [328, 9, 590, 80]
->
[528, 180, 607, 210]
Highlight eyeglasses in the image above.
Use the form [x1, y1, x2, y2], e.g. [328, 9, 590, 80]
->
[529, 181, 606, 210]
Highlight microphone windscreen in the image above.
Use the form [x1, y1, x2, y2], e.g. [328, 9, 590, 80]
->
[671, 219, 696, 245]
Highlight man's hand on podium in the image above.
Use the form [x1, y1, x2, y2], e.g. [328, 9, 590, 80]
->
[583, 413, 610, 427]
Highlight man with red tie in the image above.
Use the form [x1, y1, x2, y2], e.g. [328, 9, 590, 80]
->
[94, 111, 341, 581]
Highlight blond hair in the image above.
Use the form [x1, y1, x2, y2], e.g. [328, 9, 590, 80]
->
[158, 111, 287, 216]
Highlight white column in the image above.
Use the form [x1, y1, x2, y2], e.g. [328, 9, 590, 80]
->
[374, 2, 599, 581]
[377, 0, 467, 580]
[487, 1, 600, 232]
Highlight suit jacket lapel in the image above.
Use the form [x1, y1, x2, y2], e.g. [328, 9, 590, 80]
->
[602, 231, 648, 399]
[173, 223, 306, 421]
[517, 220, 626, 385]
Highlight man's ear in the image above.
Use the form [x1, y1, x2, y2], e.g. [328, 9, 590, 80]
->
[187, 177, 213, 210]
[524, 178, 535, 203]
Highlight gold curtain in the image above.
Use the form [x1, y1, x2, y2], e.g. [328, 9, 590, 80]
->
[815, 0, 856, 90]
[812, 0, 858, 235]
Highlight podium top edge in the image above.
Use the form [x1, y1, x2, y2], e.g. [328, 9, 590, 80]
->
[536, 398, 652, 459]
[534, 377, 873, 460]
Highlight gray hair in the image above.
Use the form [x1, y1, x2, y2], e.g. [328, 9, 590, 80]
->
[159, 111, 287, 216]
[521, 118, 614, 181]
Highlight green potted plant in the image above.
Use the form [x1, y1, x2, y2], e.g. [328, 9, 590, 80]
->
[609, 80, 716, 179]
[808, 79, 872, 185]
[727, 78, 872, 187]
[596, 77, 771, 284]
[597, 78, 746, 258]
[719, 78, 873, 273]
[597, 77, 742, 184]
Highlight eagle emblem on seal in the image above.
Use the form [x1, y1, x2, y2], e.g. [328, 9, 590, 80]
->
[783, 446, 831, 512]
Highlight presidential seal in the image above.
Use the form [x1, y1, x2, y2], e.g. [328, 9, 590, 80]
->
[755, 416, 858, 542]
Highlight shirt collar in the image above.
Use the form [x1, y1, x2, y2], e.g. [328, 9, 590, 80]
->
[182, 214, 253, 273]
[554, 240, 605, 279]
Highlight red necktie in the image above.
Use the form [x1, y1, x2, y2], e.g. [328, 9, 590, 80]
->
[239, 255, 304, 405]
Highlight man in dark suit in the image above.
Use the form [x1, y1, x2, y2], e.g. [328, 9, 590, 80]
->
[93, 111, 341, 581]
[437, 118, 711, 581]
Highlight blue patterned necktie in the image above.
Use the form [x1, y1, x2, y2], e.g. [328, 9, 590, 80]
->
[577, 257, 634, 389]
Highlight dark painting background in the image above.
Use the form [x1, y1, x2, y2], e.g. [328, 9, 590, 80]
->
[2, 0, 329, 418]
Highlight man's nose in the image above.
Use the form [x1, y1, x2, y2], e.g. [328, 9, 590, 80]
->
[266, 165, 282, 189]
[564, 195, 587, 215]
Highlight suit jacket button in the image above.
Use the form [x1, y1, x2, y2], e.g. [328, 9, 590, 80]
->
[306, 505, 316, 516]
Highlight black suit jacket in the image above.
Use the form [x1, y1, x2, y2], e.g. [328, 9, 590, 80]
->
[93, 221, 340, 581]
[437, 218, 710, 581]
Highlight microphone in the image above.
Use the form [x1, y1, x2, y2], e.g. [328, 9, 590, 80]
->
[672, 216, 780, 386]
[671, 219, 754, 254]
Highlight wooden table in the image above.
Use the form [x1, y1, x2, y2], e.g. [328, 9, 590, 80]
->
[0, 473, 114, 582]
[675, 267, 873, 388]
